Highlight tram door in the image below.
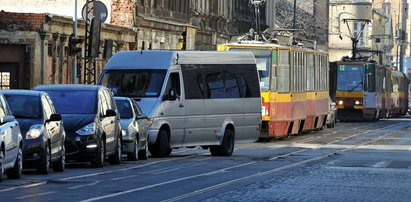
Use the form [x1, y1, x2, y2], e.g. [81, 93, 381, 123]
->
[0, 63, 18, 89]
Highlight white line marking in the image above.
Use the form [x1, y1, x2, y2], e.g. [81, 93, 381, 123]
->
[141, 162, 205, 175]
[68, 181, 101, 190]
[0, 181, 47, 193]
[109, 175, 138, 181]
[14, 191, 56, 199]
[80, 162, 256, 202]
[372, 161, 391, 168]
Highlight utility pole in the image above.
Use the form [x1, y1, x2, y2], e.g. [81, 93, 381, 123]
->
[72, 0, 78, 84]
[293, 0, 297, 29]
[399, 0, 408, 72]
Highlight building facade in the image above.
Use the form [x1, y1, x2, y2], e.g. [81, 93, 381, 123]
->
[0, 0, 262, 89]
[0, 11, 137, 88]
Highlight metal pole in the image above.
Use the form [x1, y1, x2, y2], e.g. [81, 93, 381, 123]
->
[256, 3, 260, 36]
[293, 0, 297, 29]
[399, 0, 407, 72]
[72, 0, 78, 84]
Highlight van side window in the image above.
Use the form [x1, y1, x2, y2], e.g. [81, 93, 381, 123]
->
[181, 65, 204, 99]
[205, 70, 240, 99]
[165, 72, 181, 98]
[205, 72, 225, 98]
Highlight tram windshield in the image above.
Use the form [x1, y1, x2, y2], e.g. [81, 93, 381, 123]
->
[229, 48, 271, 91]
[337, 64, 364, 91]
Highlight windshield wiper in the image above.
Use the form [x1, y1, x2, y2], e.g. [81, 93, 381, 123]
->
[348, 81, 363, 92]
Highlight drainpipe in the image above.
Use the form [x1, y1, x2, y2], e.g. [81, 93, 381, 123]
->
[59, 35, 67, 84]
[39, 31, 47, 85]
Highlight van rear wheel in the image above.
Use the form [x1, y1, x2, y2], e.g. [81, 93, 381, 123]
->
[210, 129, 234, 156]
[149, 130, 170, 158]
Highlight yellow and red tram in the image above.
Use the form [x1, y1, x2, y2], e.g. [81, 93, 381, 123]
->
[331, 60, 409, 121]
[218, 42, 329, 138]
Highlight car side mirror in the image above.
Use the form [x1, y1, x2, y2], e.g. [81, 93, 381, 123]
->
[48, 113, 62, 122]
[137, 113, 148, 120]
[1, 115, 15, 124]
[105, 109, 117, 117]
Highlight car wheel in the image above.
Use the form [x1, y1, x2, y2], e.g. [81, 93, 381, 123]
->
[127, 139, 138, 161]
[138, 140, 149, 160]
[52, 141, 65, 172]
[109, 136, 122, 165]
[210, 129, 234, 156]
[0, 148, 4, 181]
[91, 138, 105, 168]
[6, 147, 22, 179]
[37, 143, 50, 174]
[149, 130, 170, 158]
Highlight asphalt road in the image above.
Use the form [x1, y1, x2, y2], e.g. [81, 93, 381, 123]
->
[1, 117, 411, 202]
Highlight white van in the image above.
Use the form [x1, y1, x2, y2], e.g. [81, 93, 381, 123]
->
[99, 51, 261, 157]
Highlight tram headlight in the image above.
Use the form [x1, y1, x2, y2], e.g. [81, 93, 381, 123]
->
[355, 100, 360, 105]
[338, 100, 344, 105]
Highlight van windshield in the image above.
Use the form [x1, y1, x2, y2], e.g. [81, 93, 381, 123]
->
[100, 70, 167, 97]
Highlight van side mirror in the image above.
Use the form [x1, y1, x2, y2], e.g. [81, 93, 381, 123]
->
[105, 109, 117, 117]
[164, 88, 177, 101]
[1, 115, 15, 124]
[48, 114, 62, 122]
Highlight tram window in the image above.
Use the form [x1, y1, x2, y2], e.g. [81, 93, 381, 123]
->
[278, 50, 290, 93]
[366, 65, 375, 92]
[307, 54, 314, 91]
[271, 50, 277, 91]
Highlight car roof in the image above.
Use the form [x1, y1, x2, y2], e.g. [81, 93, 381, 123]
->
[33, 84, 104, 91]
[1, 89, 44, 97]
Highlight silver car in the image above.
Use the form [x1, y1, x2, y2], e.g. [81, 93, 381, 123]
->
[0, 94, 23, 181]
[115, 97, 149, 161]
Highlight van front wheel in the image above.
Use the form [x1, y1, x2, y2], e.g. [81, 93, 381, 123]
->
[210, 129, 234, 156]
[149, 130, 170, 158]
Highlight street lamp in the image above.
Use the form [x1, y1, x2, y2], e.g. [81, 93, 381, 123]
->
[250, 0, 266, 37]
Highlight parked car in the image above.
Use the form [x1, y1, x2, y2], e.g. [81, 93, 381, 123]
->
[2, 90, 66, 174]
[326, 99, 337, 128]
[115, 97, 149, 161]
[99, 50, 261, 157]
[0, 93, 23, 181]
[33, 85, 122, 167]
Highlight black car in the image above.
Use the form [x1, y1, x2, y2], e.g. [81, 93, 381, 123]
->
[33, 85, 122, 167]
[2, 90, 65, 174]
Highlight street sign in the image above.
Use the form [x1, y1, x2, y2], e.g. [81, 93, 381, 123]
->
[82, 1, 108, 23]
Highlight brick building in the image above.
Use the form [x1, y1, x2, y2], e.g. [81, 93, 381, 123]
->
[0, 11, 137, 89]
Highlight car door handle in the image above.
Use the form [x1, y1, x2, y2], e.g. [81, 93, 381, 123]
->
[179, 103, 184, 108]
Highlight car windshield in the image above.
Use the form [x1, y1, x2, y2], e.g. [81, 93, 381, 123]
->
[230, 48, 270, 91]
[337, 65, 364, 91]
[100, 70, 167, 97]
[115, 100, 133, 119]
[46, 91, 97, 114]
[4, 95, 42, 119]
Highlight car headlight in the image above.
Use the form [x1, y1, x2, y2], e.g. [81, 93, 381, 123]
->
[76, 122, 96, 136]
[122, 129, 129, 137]
[26, 124, 43, 139]
[355, 100, 360, 105]
[338, 100, 344, 105]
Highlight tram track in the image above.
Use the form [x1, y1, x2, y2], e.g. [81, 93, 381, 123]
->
[2, 120, 409, 201]
[159, 121, 411, 202]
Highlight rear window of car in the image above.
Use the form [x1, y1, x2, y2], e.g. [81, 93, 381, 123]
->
[4, 95, 42, 119]
[46, 90, 97, 114]
[115, 100, 133, 119]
